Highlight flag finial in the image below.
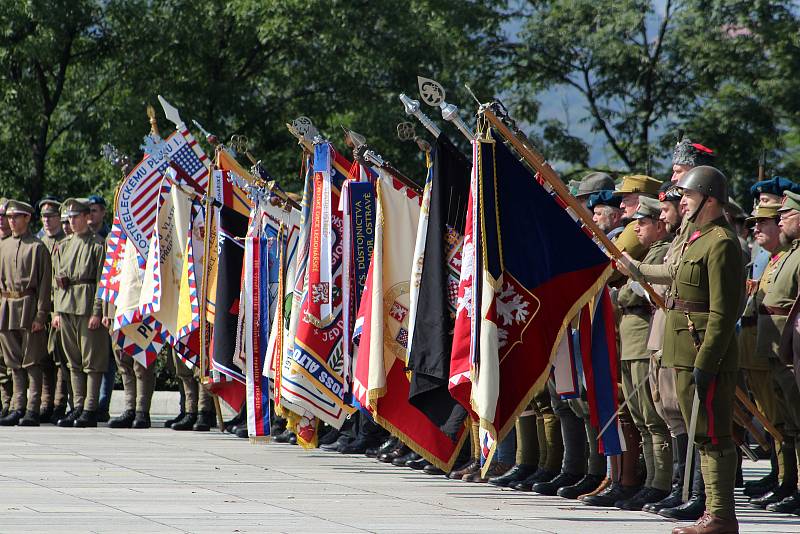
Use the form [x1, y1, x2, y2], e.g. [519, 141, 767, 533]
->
[417, 76, 474, 141]
[158, 94, 183, 128]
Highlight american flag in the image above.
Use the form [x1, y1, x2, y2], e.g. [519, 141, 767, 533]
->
[116, 128, 209, 258]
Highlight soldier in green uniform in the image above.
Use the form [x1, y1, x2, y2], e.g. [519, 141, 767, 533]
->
[51, 198, 108, 428]
[37, 198, 71, 423]
[0, 198, 12, 417]
[737, 203, 795, 509]
[614, 196, 674, 511]
[665, 166, 743, 534]
[622, 139, 719, 522]
[0, 201, 52, 426]
[747, 191, 800, 514]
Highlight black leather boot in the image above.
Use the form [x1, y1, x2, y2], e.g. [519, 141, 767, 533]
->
[164, 410, 186, 428]
[171, 412, 198, 431]
[658, 494, 706, 520]
[50, 405, 67, 425]
[108, 409, 136, 429]
[488, 464, 537, 487]
[511, 468, 558, 491]
[132, 411, 151, 429]
[192, 411, 215, 431]
[532, 471, 584, 496]
[766, 492, 800, 513]
[581, 482, 639, 507]
[18, 410, 40, 427]
[0, 409, 23, 426]
[57, 408, 82, 428]
[557, 474, 605, 499]
[615, 486, 670, 511]
[643, 483, 683, 513]
[74, 410, 98, 428]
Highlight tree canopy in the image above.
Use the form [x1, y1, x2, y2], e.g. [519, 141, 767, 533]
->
[1, 0, 798, 206]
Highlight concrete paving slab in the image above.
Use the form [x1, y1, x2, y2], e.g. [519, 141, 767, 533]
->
[2, 425, 800, 533]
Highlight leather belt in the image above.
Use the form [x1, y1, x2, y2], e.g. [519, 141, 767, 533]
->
[665, 296, 709, 313]
[759, 304, 791, 316]
[621, 305, 651, 315]
[0, 289, 34, 299]
[55, 277, 96, 289]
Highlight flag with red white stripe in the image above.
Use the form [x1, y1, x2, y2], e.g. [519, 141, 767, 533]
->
[116, 128, 209, 258]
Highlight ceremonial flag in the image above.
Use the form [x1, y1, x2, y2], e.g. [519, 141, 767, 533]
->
[242, 229, 271, 439]
[138, 172, 194, 340]
[116, 127, 209, 257]
[472, 135, 611, 471]
[581, 289, 625, 455]
[97, 216, 126, 304]
[282, 143, 352, 433]
[174, 203, 205, 368]
[407, 135, 470, 438]
[340, 179, 376, 402]
[449, 141, 481, 416]
[352, 171, 466, 470]
[553, 324, 581, 399]
[276, 156, 319, 446]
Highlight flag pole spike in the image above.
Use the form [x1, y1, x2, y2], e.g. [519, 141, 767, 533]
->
[146, 104, 160, 137]
[355, 144, 421, 194]
[464, 83, 482, 107]
[417, 76, 474, 140]
[158, 94, 184, 128]
[399, 94, 441, 138]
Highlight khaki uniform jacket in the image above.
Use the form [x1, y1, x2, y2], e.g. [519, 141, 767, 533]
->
[40, 230, 66, 256]
[0, 231, 52, 330]
[757, 239, 800, 359]
[738, 248, 787, 369]
[52, 232, 104, 318]
[619, 238, 670, 360]
[662, 216, 743, 373]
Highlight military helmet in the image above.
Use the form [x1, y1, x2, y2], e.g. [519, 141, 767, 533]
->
[676, 166, 728, 203]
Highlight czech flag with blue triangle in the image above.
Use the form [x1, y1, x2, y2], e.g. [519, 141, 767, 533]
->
[472, 133, 612, 470]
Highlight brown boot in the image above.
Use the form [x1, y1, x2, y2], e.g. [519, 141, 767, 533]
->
[463, 462, 512, 483]
[579, 476, 611, 501]
[672, 512, 739, 534]
[448, 459, 479, 480]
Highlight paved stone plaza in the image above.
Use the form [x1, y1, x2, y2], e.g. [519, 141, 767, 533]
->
[1, 423, 798, 533]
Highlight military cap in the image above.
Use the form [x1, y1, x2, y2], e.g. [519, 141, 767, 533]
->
[745, 202, 781, 224]
[658, 181, 682, 203]
[87, 194, 106, 207]
[633, 196, 662, 220]
[576, 172, 615, 198]
[5, 200, 34, 216]
[587, 190, 623, 210]
[672, 138, 716, 167]
[38, 197, 61, 216]
[63, 198, 91, 216]
[749, 176, 800, 199]
[615, 174, 662, 196]
[779, 191, 800, 213]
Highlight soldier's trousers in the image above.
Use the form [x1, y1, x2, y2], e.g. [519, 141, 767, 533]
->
[743, 366, 790, 483]
[767, 356, 800, 484]
[60, 314, 109, 412]
[172, 350, 213, 414]
[650, 353, 686, 436]
[515, 405, 539, 466]
[675, 369, 737, 520]
[530, 381, 562, 473]
[0, 358, 12, 412]
[0, 329, 47, 413]
[115, 348, 155, 413]
[622, 359, 672, 491]
[567, 396, 607, 477]
[44, 327, 72, 410]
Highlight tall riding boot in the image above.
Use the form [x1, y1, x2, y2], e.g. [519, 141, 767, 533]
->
[660, 448, 706, 521]
[644, 433, 687, 513]
[620, 415, 642, 489]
